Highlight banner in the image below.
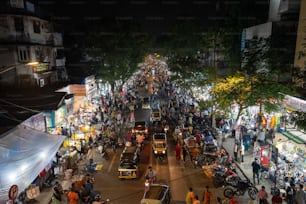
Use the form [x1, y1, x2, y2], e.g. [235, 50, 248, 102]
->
[260, 145, 270, 168]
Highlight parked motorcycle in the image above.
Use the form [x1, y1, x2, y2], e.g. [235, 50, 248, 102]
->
[213, 166, 239, 187]
[223, 179, 258, 200]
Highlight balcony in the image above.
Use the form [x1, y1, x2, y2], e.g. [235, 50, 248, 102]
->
[45, 33, 63, 47]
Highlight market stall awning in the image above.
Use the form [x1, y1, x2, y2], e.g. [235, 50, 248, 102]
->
[0, 125, 65, 201]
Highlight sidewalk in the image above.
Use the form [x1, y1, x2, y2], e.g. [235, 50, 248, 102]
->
[221, 135, 276, 192]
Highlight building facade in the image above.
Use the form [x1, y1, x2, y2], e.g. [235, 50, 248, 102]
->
[0, 0, 68, 87]
[241, 0, 300, 83]
[294, 0, 306, 88]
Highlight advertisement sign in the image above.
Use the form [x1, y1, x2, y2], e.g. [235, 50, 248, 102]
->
[34, 63, 49, 72]
[22, 113, 46, 132]
[284, 95, 306, 112]
[260, 145, 270, 168]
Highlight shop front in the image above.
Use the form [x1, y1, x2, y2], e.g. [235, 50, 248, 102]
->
[45, 104, 67, 134]
[268, 132, 306, 190]
[0, 125, 65, 202]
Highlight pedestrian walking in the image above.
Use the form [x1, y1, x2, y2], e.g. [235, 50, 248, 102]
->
[87, 146, 94, 165]
[182, 145, 188, 162]
[175, 142, 181, 160]
[193, 195, 200, 204]
[233, 142, 239, 161]
[185, 187, 195, 204]
[257, 186, 268, 204]
[294, 184, 306, 204]
[67, 185, 79, 204]
[240, 143, 245, 163]
[251, 158, 261, 184]
[52, 183, 63, 204]
[286, 183, 296, 204]
[229, 195, 238, 204]
[271, 192, 282, 204]
[202, 186, 214, 204]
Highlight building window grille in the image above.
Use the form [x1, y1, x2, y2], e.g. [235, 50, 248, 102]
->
[18, 47, 29, 62]
[14, 17, 24, 32]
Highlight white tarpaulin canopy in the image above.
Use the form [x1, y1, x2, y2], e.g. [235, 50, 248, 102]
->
[0, 125, 65, 201]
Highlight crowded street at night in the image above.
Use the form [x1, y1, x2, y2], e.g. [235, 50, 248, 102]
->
[1, 1, 306, 204]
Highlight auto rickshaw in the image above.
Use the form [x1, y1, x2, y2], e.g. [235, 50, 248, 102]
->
[152, 133, 167, 160]
[140, 184, 171, 204]
[118, 145, 139, 179]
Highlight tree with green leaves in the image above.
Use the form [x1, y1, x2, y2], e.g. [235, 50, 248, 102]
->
[209, 73, 293, 123]
[82, 20, 153, 87]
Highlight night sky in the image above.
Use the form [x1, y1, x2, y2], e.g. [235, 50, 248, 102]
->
[37, 0, 270, 36]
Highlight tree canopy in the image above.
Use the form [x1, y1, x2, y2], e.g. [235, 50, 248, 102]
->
[82, 20, 153, 83]
[209, 73, 293, 122]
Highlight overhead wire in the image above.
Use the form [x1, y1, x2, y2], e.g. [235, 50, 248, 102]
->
[0, 98, 41, 113]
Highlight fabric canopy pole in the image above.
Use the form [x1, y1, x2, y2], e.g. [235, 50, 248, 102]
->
[0, 125, 65, 201]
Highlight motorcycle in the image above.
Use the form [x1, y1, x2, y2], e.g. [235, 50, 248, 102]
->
[144, 176, 155, 192]
[223, 179, 258, 200]
[91, 191, 110, 204]
[213, 166, 239, 187]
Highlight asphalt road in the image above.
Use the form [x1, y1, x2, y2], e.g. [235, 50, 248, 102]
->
[90, 103, 221, 204]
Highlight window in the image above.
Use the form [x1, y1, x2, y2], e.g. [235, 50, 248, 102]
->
[14, 17, 24, 32]
[33, 21, 40, 33]
[18, 47, 30, 62]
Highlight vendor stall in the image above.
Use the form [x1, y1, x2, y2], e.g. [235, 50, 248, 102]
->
[268, 134, 306, 190]
[0, 125, 65, 202]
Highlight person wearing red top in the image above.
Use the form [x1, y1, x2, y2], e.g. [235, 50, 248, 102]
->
[230, 195, 239, 204]
[257, 186, 269, 204]
[175, 142, 181, 160]
[271, 193, 283, 204]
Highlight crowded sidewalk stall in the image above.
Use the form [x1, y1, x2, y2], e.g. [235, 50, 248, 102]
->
[264, 94, 306, 193]
[268, 133, 306, 192]
[0, 125, 65, 203]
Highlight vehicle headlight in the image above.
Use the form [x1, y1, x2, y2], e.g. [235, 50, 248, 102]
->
[162, 151, 166, 154]
[154, 151, 157, 154]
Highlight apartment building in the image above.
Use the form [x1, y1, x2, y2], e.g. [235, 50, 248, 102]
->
[294, 0, 306, 88]
[0, 0, 68, 87]
[241, 0, 300, 82]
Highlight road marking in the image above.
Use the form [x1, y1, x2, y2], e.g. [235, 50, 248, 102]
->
[108, 152, 117, 172]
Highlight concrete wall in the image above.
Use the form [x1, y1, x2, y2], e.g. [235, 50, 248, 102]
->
[245, 22, 272, 40]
